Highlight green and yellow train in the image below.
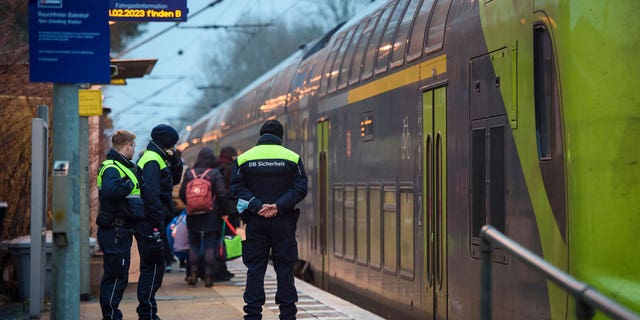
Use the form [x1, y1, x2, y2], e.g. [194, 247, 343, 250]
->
[180, 0, 640, 318]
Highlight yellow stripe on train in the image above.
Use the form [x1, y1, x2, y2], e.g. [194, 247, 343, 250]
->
[347, 54, 447, 104]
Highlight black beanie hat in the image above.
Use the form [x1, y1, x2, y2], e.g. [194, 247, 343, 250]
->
[151, 124, 179, 149]
[259, 119, 283, 139]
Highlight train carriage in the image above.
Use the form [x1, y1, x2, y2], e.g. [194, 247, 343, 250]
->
[179, 0, 640, 318]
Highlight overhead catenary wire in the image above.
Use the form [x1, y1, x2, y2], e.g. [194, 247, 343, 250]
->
[112, 76, 185, 116]
[109, 0, 297, 125]
[178, 23, 274, 30]
[114, 0, 225, 58]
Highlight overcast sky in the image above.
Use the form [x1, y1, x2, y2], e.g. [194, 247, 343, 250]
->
[103, 0, 302, 151]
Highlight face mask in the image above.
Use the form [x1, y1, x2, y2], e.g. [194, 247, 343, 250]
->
[237, 198, 249, 214]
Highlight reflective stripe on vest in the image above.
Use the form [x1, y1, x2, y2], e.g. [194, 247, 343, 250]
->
[237, 144, 300, 166]
[137, 150, 167, 171]
[97, 160, 140, 196]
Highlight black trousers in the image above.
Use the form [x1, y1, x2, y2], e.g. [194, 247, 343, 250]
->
[134, 220, 165, 320]
[187, 230, 220, 278]
[242, 213, 298, 320]
[98, 226, 132, 320]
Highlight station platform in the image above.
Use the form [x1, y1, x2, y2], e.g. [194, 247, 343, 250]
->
[76, 258, 383, 320]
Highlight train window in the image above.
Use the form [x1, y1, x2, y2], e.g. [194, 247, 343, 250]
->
[534, 24, 567, 239]
[262, 64, 297, 116]
[369, 185, 382, 269]
[375, 0, 410, 74]
[356, 185, 368, 265]
[383, 187, 398, 273]
[290, 64, 317, 107]
[470, 116, 508, 260]
[471, 128, 486, 238]
[425, 0, 452, 54]
[407, 0, 434, 61]
[345, 186, 356, 261]
[489, 125, 505, 232]
[390, 0, 423, 69]
[350, 14, 378, 86]
[320, 33, 346, 97]
[362, 3, 395, 80]
[255, 78, 275, 120]
[338, 25, 361, 90]
[333, 186, 344, 257]
[534, 26, 553, 159]
[329, 29, 355, 94]
[292, 65, 309, 93]
[399, 188, 414, 276]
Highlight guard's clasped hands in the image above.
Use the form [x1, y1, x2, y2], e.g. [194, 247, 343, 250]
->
[258, 203, 278, 218]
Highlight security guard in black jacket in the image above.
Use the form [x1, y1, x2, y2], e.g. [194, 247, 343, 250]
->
[135, 124, 183, 320]
[96, 130, 143, 320]
[231, 120, 308, 320]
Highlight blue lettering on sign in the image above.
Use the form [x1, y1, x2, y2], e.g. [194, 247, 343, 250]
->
[29, 0, 110, 83]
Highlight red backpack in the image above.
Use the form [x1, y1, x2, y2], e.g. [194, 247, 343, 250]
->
[185, 168, 215, 215]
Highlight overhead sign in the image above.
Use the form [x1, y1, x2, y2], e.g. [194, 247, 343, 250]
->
[78, 90, 103, 116]
[109, 0, 188, 22]
[28, 0, 110, 84]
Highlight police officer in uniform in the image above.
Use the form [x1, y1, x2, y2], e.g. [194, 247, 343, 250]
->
[231, 120, 308, 320]
[96, 130, 143, 320]
[135, 124, 182, 320]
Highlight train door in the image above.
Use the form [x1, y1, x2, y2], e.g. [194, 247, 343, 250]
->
[422, 87, 447, 319]
[317, 119, 330, 288]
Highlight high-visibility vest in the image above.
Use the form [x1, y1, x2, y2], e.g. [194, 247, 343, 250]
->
[97, 159, 140, 198]
[137, 150, 167, 171]
[236, 144, 300, 166]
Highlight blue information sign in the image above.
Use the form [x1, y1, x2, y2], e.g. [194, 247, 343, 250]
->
[29, 0, 110, 84]
[109, 0, 188, 22]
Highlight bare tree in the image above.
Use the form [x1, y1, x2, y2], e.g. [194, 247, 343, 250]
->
[110, 21, 148, 53]
[302, 0, 374, 29]
[186, 16, 322, 122]
[182, 1, 372, 123]
[0, 0, 144, 243]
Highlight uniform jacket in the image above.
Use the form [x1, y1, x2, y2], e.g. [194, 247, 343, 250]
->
[97, 148, 144, 223]
[137, 142, 183, 227]
[230, 134, 308, 216]
[178, 166, 232, 232]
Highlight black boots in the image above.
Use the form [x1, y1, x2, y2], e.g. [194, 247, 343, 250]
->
[187, 267, 198, 286]
[204, 275, 214, 288]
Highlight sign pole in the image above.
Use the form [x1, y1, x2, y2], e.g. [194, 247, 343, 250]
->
[30, 107, 48, 317]
[79, 115, 90, 301]
[51, 83, 80, 320]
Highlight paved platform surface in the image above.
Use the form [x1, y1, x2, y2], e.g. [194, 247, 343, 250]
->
[2, 259, 383, 320]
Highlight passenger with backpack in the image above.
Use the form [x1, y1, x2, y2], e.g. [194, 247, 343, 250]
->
[178, 147, 232, 287]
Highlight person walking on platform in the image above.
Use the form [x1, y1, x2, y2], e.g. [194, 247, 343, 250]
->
[96, 130, 143, 320]
[135, 124, 183, 320]
[179, 147, 232, 287]
[231, 119, 308, 320]
[215, 146, 239, 281]
[217, 146, 239, 227]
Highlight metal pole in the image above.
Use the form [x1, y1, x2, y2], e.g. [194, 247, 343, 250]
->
[481, 225, 640, 320]
[51, 83, 80, 320]
[30, 113, 48, 316]
[79, 116, 90, 300]
[480, 231, 493, 320]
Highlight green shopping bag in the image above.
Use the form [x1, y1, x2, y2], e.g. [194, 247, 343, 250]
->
[218, 217, 242, 261]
